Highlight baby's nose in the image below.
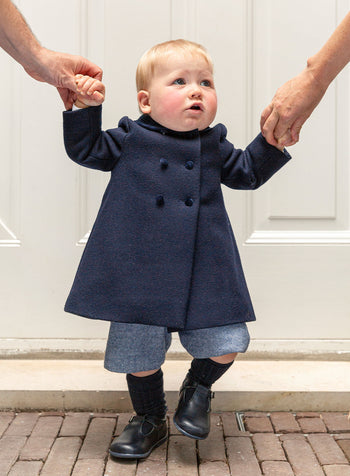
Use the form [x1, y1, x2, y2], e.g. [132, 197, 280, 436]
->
[190, 86, 202, 97]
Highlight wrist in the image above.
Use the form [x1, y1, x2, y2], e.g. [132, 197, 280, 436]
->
[22, 45, 55, 84]
[306, 54, 334, 92]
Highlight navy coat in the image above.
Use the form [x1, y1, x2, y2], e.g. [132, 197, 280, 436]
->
[63, 106, 291, 331]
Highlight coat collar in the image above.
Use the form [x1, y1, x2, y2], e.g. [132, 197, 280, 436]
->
[136, 114, 211, 138]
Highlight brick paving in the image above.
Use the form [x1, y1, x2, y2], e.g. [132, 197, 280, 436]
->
[0, 411, 349, 475]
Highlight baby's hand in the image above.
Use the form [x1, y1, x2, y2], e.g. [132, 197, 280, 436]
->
[269, 134, 288, 152]
[74, 74, 105, 108]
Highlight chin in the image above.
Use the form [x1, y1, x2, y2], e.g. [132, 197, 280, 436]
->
[181, 120, 209, 132]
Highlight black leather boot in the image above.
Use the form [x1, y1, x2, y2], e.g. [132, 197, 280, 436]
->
[109, 415, 167, 459]
[173, 374, 214, 440]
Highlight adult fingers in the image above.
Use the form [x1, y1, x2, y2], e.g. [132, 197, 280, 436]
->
[76, 57, 103, 81]
[278, 129, 293, 147]
[57, 87, 74, 110]
[260, 104, 273, 131]
[260, 108, 281, 146]
[290, 118, 304, 143]
[273, 111, 295, 141]
[56, 55, 102, 91]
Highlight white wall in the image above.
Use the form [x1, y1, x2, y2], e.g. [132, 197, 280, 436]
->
[0, 0, 349, 355]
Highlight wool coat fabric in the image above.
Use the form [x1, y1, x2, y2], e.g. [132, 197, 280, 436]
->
[63, 106, 291, 331]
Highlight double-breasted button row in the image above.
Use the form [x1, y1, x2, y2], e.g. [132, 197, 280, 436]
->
[157, 158, 195, 207]
[159, 159, 194, 170]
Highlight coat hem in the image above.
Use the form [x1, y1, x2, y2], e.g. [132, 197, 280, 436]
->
[64, 306, 256, 331]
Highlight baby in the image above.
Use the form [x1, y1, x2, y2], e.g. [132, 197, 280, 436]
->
[63, 39, 291, 459]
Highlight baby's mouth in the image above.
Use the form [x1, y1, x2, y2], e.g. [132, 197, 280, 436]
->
[189, 104, 203, 111]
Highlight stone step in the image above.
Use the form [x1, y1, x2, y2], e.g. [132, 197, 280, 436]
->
[0, 359, 349, 412]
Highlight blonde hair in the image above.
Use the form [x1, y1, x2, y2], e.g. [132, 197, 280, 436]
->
[136, 39, 213, 92]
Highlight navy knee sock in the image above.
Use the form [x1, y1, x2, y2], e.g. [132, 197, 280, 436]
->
[126, 368, 167, 419]
[188, 358, 234, 388]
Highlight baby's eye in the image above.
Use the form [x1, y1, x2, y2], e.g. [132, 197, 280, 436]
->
[200, 79, 212, 87]
[173, 78, 186, 85]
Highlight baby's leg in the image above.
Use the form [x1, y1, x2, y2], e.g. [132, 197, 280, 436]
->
[210, 352, 237, 364]
[127, 369, 167, 419]
[174, 323, 250, 439]
[131, 369, 160, 377]
[105, 322, 171, 459]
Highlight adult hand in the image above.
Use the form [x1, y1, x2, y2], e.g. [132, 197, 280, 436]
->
[260, 68, 328, 148]
[0, 0, 102, 109]
[24, 48, 103, 110]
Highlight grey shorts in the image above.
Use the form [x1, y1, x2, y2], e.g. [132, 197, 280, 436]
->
[104, 321, 250, 373]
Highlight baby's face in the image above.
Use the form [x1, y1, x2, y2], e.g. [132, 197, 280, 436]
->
[138, 52, 217, 132]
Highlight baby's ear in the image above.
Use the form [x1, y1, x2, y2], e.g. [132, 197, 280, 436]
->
[137, 90, 151, 114]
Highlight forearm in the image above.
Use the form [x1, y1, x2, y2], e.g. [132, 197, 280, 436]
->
[221, 134, 291, 190]
[64, 106, 105, 168]
[306, 11, 350, 90]
[0, 0, 43, 71]
[63, 106, 123, 171]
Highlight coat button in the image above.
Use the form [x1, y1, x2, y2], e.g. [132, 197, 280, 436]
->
[160, 158, 168, 169]
[185, 197, 194, 207]
[185, 160, 194, 170]
[156, 195, 165, 207]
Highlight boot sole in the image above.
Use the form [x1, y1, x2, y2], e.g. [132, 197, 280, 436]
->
[173, 418, 208, 440]
[109, 434, 168, 459]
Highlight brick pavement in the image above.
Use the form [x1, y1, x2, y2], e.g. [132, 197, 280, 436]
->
[0, 411, 349, 475]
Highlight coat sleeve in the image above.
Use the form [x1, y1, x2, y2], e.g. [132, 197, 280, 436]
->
[63, 105, 129, 172]
[219, 125, 292, 190]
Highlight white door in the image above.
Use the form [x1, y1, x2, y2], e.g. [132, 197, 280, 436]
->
[0, 0, 349, 354]
[243, 0, 350, 345]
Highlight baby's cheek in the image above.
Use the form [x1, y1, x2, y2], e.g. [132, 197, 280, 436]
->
[207, 94, 218, 116]
[162, 91, 183, 112]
